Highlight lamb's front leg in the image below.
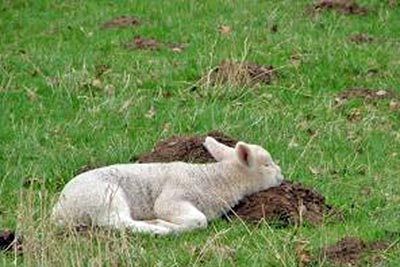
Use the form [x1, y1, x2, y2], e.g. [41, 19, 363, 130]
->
[153, 200, 208, 233]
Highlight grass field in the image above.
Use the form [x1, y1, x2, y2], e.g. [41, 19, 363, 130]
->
[1, 0, 400, 266]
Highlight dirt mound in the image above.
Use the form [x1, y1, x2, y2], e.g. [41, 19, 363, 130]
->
[123, 37, 188, 53]
[230, 180, 334, 226]
[349, 33, 373, 44]
[136, 130, 237, 163]
[320, 237, 390, 266]
[311, 0, 368, 16]
[125, 36, 160, 50]
[199, 60, 277, 87]
[101, 16, 140, 29]
[0, 230, 22, 253]
[336, 88, 395, 101]
[136, 132, 335, 226]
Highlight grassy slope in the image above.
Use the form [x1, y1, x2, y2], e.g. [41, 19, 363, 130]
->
[0, 0, 399, 266]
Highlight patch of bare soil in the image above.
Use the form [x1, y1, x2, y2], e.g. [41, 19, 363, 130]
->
[231, 180, 336, 226]
[125, 36, 160, 50]
[124, 37, 188, 53]
[336, 88, 395, 102]
[320, 237, 390, 266]
[101, 16, 140, 29]
[349, 33, 373, 44]
[199, 60, 277, 87]
[136, 130, 238, 163]
[0, 230, 22, 253]
[136, 131, 335, 226]
[311, 0, 368, 16]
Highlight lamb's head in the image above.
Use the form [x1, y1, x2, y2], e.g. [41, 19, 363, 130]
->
[204, 136, 284, 189]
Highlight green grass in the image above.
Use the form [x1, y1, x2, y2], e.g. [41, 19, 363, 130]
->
[1, 0, 400, 266]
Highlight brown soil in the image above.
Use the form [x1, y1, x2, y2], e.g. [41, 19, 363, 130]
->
[136, 130, 238, 163]
[125, 36, 160, 50]
[230, 180, 335, 226]
[320, 237, 390, 266]
[311, 0, 368, 16]
[101, 16, 140, 29]
[124, 37, 188, 53]
[0, 230, 22, 253]
[136, 131, 335, 226]
[336, 87, 395, 101]
[349, 33, 373, 44]
[199, 60, 277, 87]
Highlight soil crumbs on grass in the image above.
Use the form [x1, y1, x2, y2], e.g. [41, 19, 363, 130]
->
[311, 0, 368, 16]
[231, 181, 337, 226]
[136, 131, 336, 226]
[125, 36, 160, 50]
[199, 60, 277, 87]
[124, 37, 188, 52]
[336, 87, 396, 102]
[349, 33, 373, 44]
[136, 130, 237, 163]
[101, 16, 140, 29]
[319, 237, 390, 266]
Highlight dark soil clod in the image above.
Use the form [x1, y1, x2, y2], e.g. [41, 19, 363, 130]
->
[320, 237, 390, 266]
[136, 131, 335, 226]
[137, 130, 238, 164]
[102, 16, 140, 29]
[200, 60, 277, 87]
[349, 33, 373, 44]
[0, 230, 22, 253]
[230, 180, 335, 226]
[125, 36, 160, 50]
[336, 87, 396, 102]
[124, 37, 188, 52]
[312, 0, 368, 16]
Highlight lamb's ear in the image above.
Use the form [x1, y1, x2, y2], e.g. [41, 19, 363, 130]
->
[235, 142, 253, 167]
[203, 136, 235, 162]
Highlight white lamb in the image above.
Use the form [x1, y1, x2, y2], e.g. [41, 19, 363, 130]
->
[52, 137, 283, 235]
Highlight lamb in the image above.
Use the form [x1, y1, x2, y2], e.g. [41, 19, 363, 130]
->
[51, 137, 283, 235]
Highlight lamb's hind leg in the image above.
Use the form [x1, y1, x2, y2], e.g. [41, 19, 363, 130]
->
[95, 191, 172, 235]
[153, 200, 208, 233]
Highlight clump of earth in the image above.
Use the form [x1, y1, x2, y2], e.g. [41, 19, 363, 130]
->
[0, 230, 22, 253]
[349, 33, 373, 44]
[319, 237, 390, 266]
[336, 87, 395, 102]
[123, 36, 188, 53]
[125, 36, 160, 50]
[310, 0, 369, 16]
[136, 131, 337, 226]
